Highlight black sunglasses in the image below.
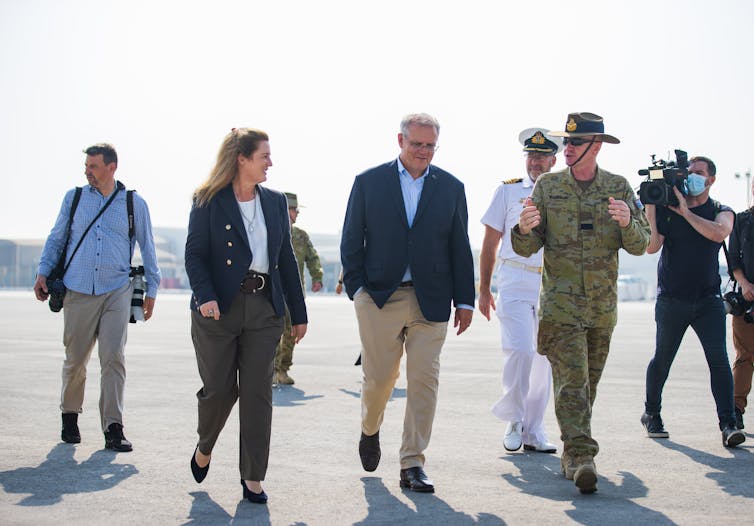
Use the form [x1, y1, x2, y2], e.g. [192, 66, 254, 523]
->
[562, 137, 596, 146]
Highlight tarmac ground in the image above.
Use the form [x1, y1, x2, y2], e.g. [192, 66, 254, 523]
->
[1, 291, 753, 525]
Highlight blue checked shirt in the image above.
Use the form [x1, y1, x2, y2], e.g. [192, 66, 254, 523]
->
[38, 183, 161, 297]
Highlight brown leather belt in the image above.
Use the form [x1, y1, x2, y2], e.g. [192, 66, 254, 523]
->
[240, 272, 269, 294]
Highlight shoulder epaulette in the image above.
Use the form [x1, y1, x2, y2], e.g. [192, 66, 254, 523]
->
[502, 178, 523, 185]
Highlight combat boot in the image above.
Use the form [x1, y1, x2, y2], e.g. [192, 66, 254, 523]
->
[277, 371, 295, 385]
[573, 457, 598, 494]
[560, 456, 577, 480]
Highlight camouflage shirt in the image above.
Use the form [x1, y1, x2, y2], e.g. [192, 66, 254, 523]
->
[511, 166, 650, 328]
[291, 225, 323, 291]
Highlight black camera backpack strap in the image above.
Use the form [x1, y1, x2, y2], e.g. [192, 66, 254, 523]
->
[50, 187, 83, 279]
[126, 188, 137, 266]
[62, 182, 124, 275]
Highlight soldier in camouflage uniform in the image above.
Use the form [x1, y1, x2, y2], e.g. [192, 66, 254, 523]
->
[511, 112, 650, 494]
[274, 192, 323, 385]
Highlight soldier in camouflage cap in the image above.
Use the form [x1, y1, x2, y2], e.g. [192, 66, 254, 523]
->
[274, 192, 323, 385]
[511, 112, 650, 494]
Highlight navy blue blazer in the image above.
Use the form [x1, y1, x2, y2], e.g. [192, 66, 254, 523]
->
[340, 160, 475, 322]
[185, 184, 307, 325]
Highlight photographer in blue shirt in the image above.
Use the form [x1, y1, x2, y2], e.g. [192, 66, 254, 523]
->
[34, 143, 160, 452]
[641, 155, 744, 447]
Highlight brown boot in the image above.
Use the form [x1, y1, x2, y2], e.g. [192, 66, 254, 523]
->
[573, 458, 598, 494]
[560, 455, 577, 480]
[277, 371, 295, 385]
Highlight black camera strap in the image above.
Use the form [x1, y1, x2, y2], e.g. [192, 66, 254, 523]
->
[127, 189, 135, 266]
[50, 187, 83, 279]
[61, 182, 125, 275]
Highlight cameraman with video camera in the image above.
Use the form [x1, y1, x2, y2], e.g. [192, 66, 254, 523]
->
[727, 180, 754, 430]
[641, 155, 744, 447]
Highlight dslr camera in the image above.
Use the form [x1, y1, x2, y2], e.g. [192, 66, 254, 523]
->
[638, 149, 690, 207]
[724, 289, 754, 323]
[129, 266, 146, 324]
[48, 277, 67, 313]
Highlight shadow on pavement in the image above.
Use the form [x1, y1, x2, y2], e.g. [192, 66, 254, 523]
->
[656, 438, 754, 498]
[339, 387, 406, 400]
[272, 386, 323, 407]
[183, 490, 273, 526]
[0, 443, 138, 506]
[355, 476, 506, 525]
[500, 453, 675, 526]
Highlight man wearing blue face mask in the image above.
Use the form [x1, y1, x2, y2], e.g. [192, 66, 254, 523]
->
[641, 156, 745, 448]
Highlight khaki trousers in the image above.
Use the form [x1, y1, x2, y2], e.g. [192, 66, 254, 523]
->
[191, 291, 284, 481]
[354, 287, 448, 469]
[732, 314, 754, 412]
[61, 281, 132, 432]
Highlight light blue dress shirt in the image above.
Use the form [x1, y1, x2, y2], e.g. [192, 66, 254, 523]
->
[38, 183, 161, 297]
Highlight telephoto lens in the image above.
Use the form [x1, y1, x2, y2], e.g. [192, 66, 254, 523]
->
[129, 268, 145, 323]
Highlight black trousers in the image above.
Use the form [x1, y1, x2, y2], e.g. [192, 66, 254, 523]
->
[191, 291, 285, 480]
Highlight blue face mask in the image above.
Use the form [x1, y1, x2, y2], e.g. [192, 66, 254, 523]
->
[686, 173, 707, 196]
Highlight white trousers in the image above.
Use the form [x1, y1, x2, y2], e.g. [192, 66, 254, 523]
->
[490, 266, 552, 444]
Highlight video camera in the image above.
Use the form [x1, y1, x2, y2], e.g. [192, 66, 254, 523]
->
[637, 149, 690, 207]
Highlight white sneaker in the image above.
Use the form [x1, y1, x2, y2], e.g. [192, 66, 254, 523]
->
[504, 422, 523, 451]
[523, 440, 557, 453]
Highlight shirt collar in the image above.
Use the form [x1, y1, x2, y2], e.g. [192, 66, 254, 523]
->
[397, 157, 429, 181]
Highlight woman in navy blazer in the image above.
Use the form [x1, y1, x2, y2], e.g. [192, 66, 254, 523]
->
[185, 128, 307, 504]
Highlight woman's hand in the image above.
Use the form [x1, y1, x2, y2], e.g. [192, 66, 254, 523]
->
[199, 300, 220, 320]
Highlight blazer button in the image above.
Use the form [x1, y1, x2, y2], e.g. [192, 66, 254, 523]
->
[226, 259, 232, 266]
[225, 224, 231, 230]
[227, 241, 233, 247]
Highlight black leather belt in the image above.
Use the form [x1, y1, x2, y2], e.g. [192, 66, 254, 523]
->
[399, 281, 414, 288]
[240, 272, 269, 294]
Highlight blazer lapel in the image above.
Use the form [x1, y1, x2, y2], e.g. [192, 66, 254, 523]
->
[412, 167, 437, 227]
[218, 185, 251, 251]
[257, 185, 280, 258]
[385, 162, 409, 229]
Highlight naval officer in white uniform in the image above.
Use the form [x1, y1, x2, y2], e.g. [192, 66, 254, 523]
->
[478, 128, 561, 453]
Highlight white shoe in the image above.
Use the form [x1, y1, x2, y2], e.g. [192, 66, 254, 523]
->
[503, 422, 523, 451]
[523, 440, 557, 453]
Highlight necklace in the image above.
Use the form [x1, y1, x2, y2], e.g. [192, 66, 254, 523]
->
[238, 196, 259, 231]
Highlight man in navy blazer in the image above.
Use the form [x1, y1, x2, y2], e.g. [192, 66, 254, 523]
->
[340, 113, 475, 493]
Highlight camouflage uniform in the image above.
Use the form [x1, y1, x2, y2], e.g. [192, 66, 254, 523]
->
[274, 225, 323, 374]
[511, 166, 650, 465]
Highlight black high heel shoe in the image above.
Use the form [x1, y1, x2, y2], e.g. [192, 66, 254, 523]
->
[190, 447, 210, 483]
[241, 479, 268, 504]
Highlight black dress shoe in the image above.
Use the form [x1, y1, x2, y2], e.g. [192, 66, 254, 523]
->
[104, 423, 133, 452]
[399, 467, 435, 493]
[61, 413, 81, 444]
[241, 479, 268, 504]
[191, 447, 210, 483]
[359, 431, 380, 472]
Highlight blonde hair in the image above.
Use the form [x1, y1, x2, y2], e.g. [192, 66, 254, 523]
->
[193, 128, 269, 207]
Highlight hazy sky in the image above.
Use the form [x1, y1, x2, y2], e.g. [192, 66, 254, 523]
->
[2, 0, 753, 248]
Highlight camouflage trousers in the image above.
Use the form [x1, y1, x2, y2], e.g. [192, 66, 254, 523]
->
[538, 321, 614, 462]
[274, 308, 295, 373]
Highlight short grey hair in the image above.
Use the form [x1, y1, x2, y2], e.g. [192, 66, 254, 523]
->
[400, 113, 440, 136]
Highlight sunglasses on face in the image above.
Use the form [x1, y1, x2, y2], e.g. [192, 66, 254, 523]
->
[562, 137, 596, 147]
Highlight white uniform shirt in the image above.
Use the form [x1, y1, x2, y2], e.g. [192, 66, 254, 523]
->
[481, 176, 543, 267]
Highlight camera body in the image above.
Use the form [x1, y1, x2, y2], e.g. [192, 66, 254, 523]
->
[638, 149, 690, 207]
[48, 278, 67, 313]
[724, 289, 754, 322]
[129, 266, 145, 324]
